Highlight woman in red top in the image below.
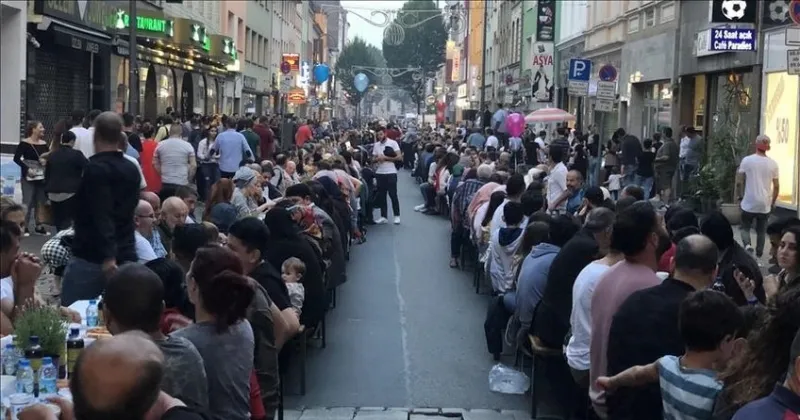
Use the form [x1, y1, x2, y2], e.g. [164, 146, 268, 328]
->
[139, 122, 162, 194]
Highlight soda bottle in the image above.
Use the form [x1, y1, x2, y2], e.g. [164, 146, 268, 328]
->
[66, 328, 84, 378]
[38, 357, 58, 396]
[3, 343, 18, 375]
[15, 359, 35, 394]
[86, 299, 98, 327]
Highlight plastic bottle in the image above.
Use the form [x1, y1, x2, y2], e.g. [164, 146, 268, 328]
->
[97, 300, 104, 326]
[3, 343, 18, 375]
[9, 393, 33, 420]
[66, 328, 84, 378]
[15, 359, 34, 394]
[38, 357, 58, 396]
[86, 299, 98, 327]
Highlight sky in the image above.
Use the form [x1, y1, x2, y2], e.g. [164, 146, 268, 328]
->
[341, 0, 447, 49]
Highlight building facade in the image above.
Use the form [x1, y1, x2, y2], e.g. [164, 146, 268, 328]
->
[555, 0, 587, 118]
[466, 0, 485, 109]
[492, 0, 522, 110]
[0, 0, 27, 154]
[243, 1, 273, 116]
[220, 1, 245, 115]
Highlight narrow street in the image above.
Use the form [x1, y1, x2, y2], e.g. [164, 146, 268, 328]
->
[284, 172, 528, 412]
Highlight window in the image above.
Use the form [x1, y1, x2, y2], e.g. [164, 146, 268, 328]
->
[660, 2, 675, 23]
[644, 8, 655, 27]
[627, 15, 639, 33]
[245, 28, 251, 61]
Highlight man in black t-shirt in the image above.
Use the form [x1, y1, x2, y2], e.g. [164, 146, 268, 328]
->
[123, 112, 142, 153]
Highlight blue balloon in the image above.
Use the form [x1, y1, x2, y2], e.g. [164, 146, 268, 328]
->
[354, 73, 369, 93]
[313, 64, 330, 83]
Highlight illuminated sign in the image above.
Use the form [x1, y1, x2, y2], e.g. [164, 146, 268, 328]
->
[113, 10, 172, 36]
[209, 35, 237, 62]
[287, 88, 306, 104]
[710, 27, 756, 52]
[282, 53, 301, 72]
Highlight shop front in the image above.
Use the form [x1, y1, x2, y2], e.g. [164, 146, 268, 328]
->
[555, 36, 585, 115]
[242, 74, 272, 116]
[761, 28, 799, 212]
[109, 11, 233, 119]
[30, 0, 117, 139]
[455, 83, 469, 122]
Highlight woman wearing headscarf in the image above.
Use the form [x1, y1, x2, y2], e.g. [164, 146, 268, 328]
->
[231, 166, 271, 219]
[467, 182, 501, 226]
[314, 177, 353, 250]
[263, 208, 327, 329]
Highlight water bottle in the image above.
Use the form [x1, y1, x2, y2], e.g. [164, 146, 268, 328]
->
[15, 359, 34, 394]
[38, 357, 58, 396]
[3, 343, 18, 375]
[86, 299, 98, 327]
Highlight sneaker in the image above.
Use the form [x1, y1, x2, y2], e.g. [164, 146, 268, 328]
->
[414, 204, 426, 212]
[394, 216, 401, 225]
[375, 217, 388, 224]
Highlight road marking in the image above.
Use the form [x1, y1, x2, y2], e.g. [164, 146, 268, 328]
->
[393, 240, 412, 406]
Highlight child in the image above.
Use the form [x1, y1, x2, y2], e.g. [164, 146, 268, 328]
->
[281, 257, 306, 314]
[596, 290, 745, 420]
[605, 166, 623, 200]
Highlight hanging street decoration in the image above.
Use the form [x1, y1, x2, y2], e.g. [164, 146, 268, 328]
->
[313, 64, 331, 83]
[354, 73, 370, 93]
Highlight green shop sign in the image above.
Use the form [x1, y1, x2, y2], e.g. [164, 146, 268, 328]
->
[114, 10, 172, 37]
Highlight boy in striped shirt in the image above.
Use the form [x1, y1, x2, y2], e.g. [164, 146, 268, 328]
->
[596, 290, 744, 419]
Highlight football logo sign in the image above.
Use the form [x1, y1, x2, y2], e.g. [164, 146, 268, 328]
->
[721, 0, 748, 19]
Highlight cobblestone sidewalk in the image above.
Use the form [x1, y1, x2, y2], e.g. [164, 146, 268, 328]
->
[283, 408, 530, 420]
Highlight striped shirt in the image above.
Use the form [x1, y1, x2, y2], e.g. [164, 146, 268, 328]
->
[657, 355, 721, 420]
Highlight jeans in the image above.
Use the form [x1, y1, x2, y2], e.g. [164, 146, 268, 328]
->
[740, 210, 769, 257]
[361, 168, 375, 222]
[375, 173, 399, 218]
[420, 183, 435, 209]
[450, 226, 467, 259]
[401, 142, 416, 169]
[61, 257, 106, 306]
[198, 162, 220, 202]
[21, 179, 46, 230]
[635, 175, 654, 199]
[502, 291, 516, 313]
[621, 164, 637, 187]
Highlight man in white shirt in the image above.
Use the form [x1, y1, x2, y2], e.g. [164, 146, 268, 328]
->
[737, 134, 780, 258]
[371, 130, 403, 225]
[70, 109, 95, 159]
[491, 104, 508, 147]
[154, 124, 197, 195]
[485, 128, 500, 150]
[546, 147, 569, 213]
[118, 133, 147, 191]
[133, 200, 158, 263]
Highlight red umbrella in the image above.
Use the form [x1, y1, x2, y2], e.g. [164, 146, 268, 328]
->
[524, 108, 576, 123]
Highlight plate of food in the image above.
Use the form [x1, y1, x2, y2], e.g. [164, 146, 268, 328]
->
[85, 327, 112, 340]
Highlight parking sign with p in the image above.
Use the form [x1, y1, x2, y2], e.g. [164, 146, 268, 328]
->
[567, 58, 592, 96]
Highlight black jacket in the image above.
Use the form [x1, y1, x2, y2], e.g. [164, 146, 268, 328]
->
[44, 146, 87, 194]
[71, 151, 140, 264]
[532, 230, 599, 348]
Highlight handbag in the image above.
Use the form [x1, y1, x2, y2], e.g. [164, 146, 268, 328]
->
[24, 143, 45, 182]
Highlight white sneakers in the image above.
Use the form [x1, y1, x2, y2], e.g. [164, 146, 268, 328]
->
[374, 216, 401, 225]
[414, 204, 426, 212]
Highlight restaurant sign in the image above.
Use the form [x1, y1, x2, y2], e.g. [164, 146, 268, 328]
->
[113, 10, 172, 38]
[34, 0, 121, 31]
[209, 35, 238, 63]
[287, 88, 306, 104]
[172, 18, 209, 51]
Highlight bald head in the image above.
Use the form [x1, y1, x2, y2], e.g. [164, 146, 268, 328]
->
[136, 199, 153, 215]
[161, 196, 188, 229]
[94, 111, 124, 146]
[674, 234, 719, 276]
[71, 331, 164, 420]
[162, 196, 187, 214]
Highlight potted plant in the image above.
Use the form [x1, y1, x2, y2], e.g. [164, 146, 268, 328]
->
[13, 305, 66, 366]
[694, 163, 720, 213]
[705, 78, 755, 225]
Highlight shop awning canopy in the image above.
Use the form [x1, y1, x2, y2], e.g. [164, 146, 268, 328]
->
[524, 108, 576, 123]
[38, 17, 112, 53]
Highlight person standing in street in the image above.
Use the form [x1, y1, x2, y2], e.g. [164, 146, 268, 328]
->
[253, 116, 275, 161]
[679, 126, 703, 198]
[43, 131, 87, 231]
[653, 127, 679, 204]
[737, 134, 780, 259]
[61, 112, 141, 306]
[372, 130, 403, 225]
[240, 118, 261, 162]
[153, 124, 197, 201]
[212, 118, 253, 179]
[14, 121, 50, 235]
[68, 110, 92, 158]
[295, 119, 314, 149]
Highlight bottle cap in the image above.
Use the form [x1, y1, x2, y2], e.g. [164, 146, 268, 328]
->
[89, 299, 97, 304]
[18, 358, 30, 366]
[42, 356, 53, 365]
[70, 327, 80, 337]
[29, 335, 40, 345]
[5, 343, 14, 348]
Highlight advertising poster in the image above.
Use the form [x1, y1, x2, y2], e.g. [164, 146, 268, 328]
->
[531, 42, 555, 103]
[762, 72, 799, 206]
[536, 0, 556, 42]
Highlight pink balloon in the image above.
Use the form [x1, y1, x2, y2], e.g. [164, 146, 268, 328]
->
[505, 113, 524, 137]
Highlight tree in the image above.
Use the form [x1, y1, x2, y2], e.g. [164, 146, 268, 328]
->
[382, 0, 447, 113]
[334, 36, 382, 106]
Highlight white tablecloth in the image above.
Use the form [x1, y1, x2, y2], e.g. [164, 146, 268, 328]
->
[67, 298, 101, 327]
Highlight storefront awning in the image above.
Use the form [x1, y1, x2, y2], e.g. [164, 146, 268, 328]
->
[38, 17, 112, 54]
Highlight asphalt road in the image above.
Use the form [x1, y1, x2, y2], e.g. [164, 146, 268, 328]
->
[285, 172, 527, 410]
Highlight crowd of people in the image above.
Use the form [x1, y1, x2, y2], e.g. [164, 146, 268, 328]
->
[1, 105, 799, 420]
[1, 108, 390, 420]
